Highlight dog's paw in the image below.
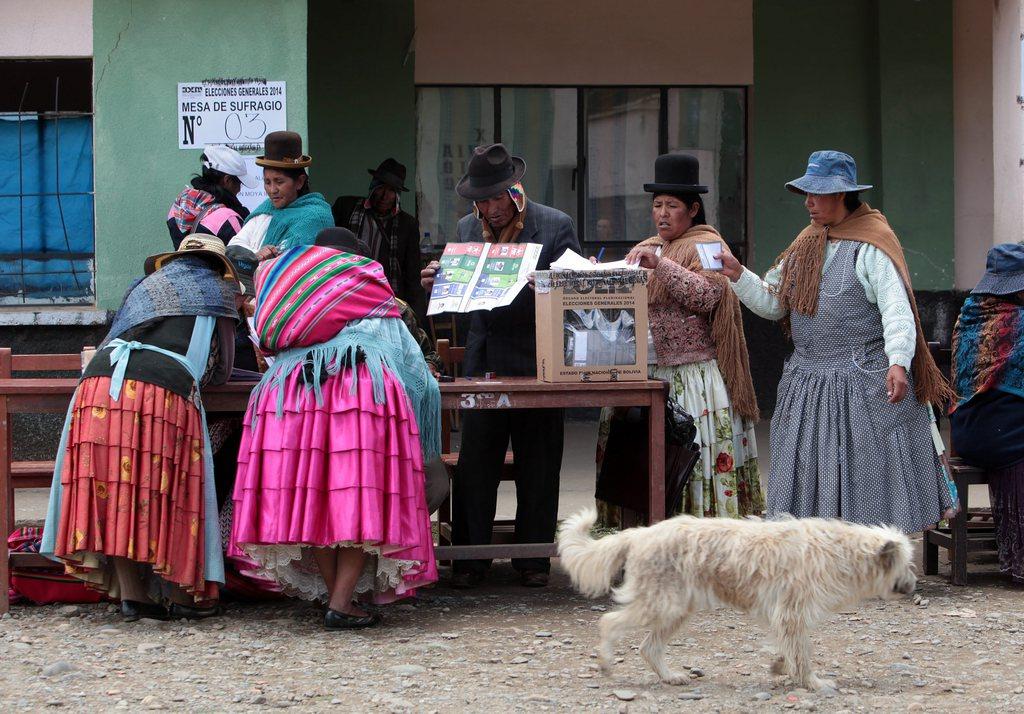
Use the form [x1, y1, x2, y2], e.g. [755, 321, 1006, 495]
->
[807, 675, 837, 692]
[660, 672, 690, 686]
[770, 656, 787, 676]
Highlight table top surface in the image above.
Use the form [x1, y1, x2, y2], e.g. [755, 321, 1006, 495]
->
[0, 376, 666, 395]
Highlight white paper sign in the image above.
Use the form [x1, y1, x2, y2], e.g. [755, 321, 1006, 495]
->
[178, 80, 286, 151]
[237, 156, 266, 213]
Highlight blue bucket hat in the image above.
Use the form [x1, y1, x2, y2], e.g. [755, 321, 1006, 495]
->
[785, 150, 873, 195]
[972, 243, 1024, 296]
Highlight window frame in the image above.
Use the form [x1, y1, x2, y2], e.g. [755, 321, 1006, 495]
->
[415, 83, 750, 261]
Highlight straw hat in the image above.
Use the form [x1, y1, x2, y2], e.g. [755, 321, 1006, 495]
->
[144, 234, 239, 289]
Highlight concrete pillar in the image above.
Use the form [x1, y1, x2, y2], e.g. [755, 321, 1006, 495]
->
[953, 0, 1023, 290]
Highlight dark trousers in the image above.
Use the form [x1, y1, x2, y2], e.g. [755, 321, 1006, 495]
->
[453, 408, 565, 575]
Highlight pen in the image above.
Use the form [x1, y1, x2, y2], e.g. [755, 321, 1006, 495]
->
[596, 247, 605, 262]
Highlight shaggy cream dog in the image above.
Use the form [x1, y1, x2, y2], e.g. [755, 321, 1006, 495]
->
[557, 508, 916, 690]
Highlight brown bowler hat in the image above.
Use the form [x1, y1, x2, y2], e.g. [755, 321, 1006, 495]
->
[256, 131, 312, 169]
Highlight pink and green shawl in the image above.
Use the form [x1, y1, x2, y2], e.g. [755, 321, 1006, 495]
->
[253, 245, 400, 353]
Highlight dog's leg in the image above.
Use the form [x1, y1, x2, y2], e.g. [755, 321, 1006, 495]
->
[597, 608, 642, 675]
[640, 613, 691, 685]
[773, 619, 834, 691]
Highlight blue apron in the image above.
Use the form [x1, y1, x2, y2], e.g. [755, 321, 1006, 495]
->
[40, 316, 225, 585]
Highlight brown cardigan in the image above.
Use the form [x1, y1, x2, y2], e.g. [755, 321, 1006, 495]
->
[648, 258, 723, 366]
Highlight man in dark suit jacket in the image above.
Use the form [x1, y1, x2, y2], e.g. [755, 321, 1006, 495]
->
[422, 144, 580, 588]
[333, 158, 427, 324]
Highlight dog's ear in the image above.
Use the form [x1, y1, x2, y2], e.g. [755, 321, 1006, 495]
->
[878, 540, 900, 570]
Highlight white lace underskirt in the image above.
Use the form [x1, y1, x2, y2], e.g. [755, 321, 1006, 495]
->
[241, 542, 420, 603]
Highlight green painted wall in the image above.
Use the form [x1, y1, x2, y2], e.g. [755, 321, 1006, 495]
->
[92, 0, 308, 308]
[877, 0, 954, 290]
[307, 0, 416, 209]
[752, 0, 954, 290]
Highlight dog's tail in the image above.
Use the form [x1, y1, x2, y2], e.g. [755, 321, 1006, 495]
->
[557, 508, 632, 598]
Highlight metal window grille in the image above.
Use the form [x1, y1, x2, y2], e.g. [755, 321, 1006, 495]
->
[0, 78, 95, 305]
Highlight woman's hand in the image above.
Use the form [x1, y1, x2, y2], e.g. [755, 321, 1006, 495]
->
[256, 244, 281, 262]
[625, 246, 661, 270]
[421, 261, 440, 291]
[886, 365, 908, 403]
[716, 248, 744, 282]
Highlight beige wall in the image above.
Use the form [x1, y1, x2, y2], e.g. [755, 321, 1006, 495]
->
[0, 0, 93, 57]
[953, 0, 1023, 289]
[414, 0, 752, 85]
[992, 0, 1024, 248]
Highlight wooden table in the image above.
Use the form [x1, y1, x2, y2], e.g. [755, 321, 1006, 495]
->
[1, 376, 667, 612]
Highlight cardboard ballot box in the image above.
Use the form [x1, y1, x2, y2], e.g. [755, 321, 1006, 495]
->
[534, 269, 648, 382]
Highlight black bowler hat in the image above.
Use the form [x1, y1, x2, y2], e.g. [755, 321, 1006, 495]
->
[643, 153, 708, 194]
[314, 227, 371, 258]
[456, 143, 527, 200]
[368, 158, 409, 192]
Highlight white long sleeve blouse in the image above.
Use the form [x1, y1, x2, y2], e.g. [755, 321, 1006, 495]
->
[731, 241, 917, 369]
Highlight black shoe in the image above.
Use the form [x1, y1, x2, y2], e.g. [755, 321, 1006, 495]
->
[519, 570, 549, 588]
[121, 600, 170, 623]
[324, 608, 382, 630]
[168, 603, 222, 621]
[450, 571, 485, 589]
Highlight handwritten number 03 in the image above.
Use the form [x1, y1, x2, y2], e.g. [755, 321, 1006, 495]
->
[223, 113, 268, 141]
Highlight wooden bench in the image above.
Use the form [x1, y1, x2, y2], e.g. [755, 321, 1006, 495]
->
[0, 349, 84, 533]
[435, 339, 516, 546]
[0, 356, 87, 613]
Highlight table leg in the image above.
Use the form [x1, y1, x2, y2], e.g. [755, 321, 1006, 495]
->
[0, 396, 10, 615]
[647, 388, 666, 523]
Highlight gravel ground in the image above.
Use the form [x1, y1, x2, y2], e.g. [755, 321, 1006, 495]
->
[2, 542, 1023, 713]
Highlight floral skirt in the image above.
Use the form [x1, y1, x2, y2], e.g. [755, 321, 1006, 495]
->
[51, 376, 216, 601]
[229, 363, 437, 604]
[597, 359, 763, 526]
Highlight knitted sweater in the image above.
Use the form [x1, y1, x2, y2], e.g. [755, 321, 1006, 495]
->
[648, 258, 724, 366]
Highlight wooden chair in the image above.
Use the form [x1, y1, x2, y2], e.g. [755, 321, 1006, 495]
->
[923, 458, 994, 585]
[920, 342, 997, 584]
[434, 339, 516, 546]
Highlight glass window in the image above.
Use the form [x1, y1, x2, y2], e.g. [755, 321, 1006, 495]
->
[415, 87, 494, 248]
[500, 88, 578, 227]
[584, 88, 660, 247]
[666, 88, 746, 252]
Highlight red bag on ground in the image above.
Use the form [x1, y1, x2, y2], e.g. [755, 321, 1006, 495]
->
[7, 527, 105, 605]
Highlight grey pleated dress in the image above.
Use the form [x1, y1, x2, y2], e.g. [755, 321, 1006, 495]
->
[768, 240, 956, 533]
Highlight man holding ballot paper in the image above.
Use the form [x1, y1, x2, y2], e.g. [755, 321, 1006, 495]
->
[596, 153, 764, 528]
[420, 144, 579, 589]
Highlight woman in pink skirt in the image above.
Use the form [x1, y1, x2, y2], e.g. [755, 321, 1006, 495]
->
[230, 245, 440, 629]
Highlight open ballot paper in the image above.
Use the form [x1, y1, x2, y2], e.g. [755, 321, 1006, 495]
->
[427, 242, 543, 315]
[549, 248, 640, 272]
[696, 241, 723, 270]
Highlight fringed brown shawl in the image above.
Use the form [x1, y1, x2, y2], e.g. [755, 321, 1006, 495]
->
[639, 225, 760, 422]
[771, 203, 953, 405]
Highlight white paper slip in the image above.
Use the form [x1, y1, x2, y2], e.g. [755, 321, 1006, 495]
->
[550, 248, 642, 272]
[696, 241, 723, 270]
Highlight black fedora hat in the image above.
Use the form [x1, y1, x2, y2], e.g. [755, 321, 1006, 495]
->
[643, 153, 708, 194]
[367, 158, 409, 192]
[456, 144, 527, 200]
[256, 131, 312, 169]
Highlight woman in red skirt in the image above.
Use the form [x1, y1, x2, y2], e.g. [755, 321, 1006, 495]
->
[41, 236, 241, 621]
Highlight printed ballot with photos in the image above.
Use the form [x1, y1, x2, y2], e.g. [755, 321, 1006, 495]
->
[534, 264, 648, 383]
